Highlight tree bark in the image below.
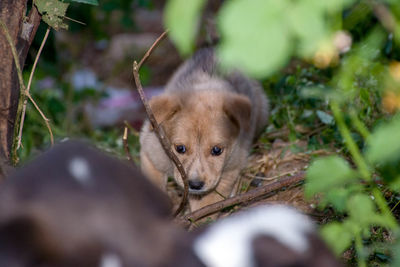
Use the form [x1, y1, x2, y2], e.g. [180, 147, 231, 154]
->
[0, 1, 41, 179]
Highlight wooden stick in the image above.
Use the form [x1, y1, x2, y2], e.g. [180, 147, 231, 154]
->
[177, 171, 306, 227]
[131, 31, 189, 216]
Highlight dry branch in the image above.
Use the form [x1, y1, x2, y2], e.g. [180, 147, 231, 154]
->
[131, 31, 189, 216]
[137, 30, 168, 69]
[177, 171, 306, 227]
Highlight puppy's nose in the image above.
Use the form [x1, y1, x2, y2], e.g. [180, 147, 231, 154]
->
[188, 180, 204, 190]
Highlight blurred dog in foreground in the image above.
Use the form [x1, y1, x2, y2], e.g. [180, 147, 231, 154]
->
[140, 48, 269, 212]
[0, 141, 200, 267]
[0, 141, 341, 267]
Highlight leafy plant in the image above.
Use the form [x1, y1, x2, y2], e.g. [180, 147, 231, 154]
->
[34, 0, 98, 30]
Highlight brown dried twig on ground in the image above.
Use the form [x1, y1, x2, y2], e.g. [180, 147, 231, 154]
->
[131, 31, 189, 217]
[177, 171, 306, 227]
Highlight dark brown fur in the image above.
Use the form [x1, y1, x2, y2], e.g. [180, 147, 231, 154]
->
[0, 141, 204, 267]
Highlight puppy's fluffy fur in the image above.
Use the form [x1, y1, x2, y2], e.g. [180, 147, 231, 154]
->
[140, 48, 269, 211]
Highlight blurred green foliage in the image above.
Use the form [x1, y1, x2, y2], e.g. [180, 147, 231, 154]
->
[165, 0, 206, 56]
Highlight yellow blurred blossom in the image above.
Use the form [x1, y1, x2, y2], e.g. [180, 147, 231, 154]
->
[313, 44, 339, 69]
[313, 31, 351, 69]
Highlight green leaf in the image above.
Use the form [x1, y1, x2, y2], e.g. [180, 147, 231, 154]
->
[164, 0, 206, 56]
[34, 0, 69, 30]
[347, 193, 389, 229]
[322, 187, 349, 212]
[216, 0, 355, 78]
[319, 183, 364, 212]
[310, 0, 357, 13]
[316, 110, 334, 125]
[321, 222, 353, 255]
[365, 116, 400, 164]
[305, 156, 356, 198]
[66, 0, 98, 5]
[348, 194, 375, 225]
[217, 0, 291, 78]
[288, 1, 327, 57]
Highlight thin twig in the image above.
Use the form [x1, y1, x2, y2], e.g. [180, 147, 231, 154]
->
[17, 26, 51, 150]
[137, 30, 168, 69]
[63, 16, 86, 25]
[0, 19, 54, 164]
[214, 189, 227, 200]
[123, 126, 133, 162]
[176, 171, 306, 227]
[305, 124, 329, 138]
[245, 169, 301, 181]
[132, 31, 189, 216]
[25, 92, 54, 145]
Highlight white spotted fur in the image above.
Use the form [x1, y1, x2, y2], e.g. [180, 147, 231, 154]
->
[68, 157, 91, 185]
[99, 252, 122, 267]
[193, 205, 314, 267]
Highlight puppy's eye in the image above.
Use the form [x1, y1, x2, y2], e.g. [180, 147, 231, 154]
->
[211, 146, 223, 156]
[175, 145, 186, 154]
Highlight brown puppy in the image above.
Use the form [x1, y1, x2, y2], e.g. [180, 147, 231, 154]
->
[140, 48, 269, 212]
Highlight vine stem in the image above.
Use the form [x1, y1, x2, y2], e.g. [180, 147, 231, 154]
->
[330, 101, 370, 180]
[372, 187, 398, 229]
[355, 230, 366, 267]
[331, 101, 398, 230]
[0, 19, 54, 164]
[349, 109, 370, 140]
[17, 26, 52, 150]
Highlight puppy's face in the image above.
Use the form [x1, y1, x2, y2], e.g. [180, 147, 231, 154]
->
[149, 90, 251, 195]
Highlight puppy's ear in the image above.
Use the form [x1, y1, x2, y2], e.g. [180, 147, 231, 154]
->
[149, 94, 181, 126]
[223, 94, 251, 132]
